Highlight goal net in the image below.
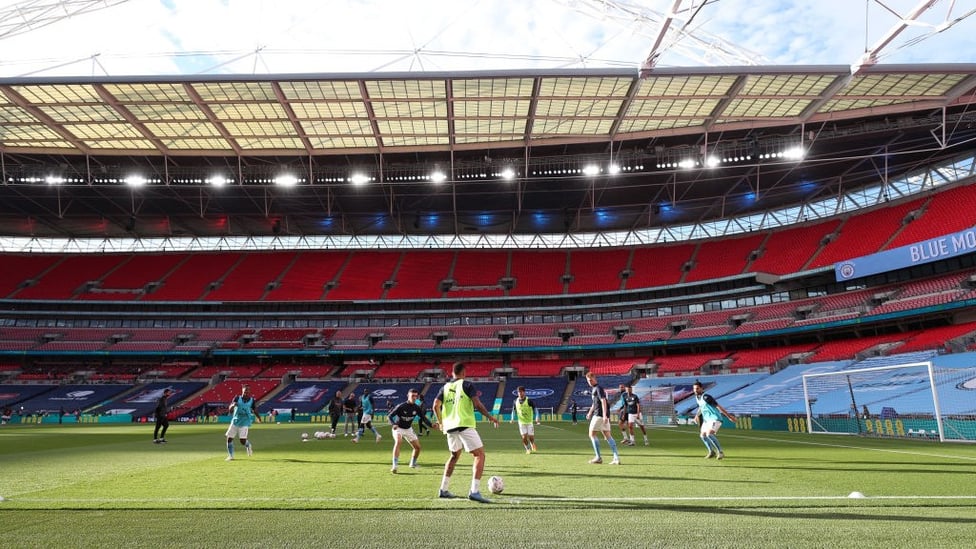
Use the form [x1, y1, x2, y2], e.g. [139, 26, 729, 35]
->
[801, 361, 976, 443]
[640, 385, 677, 426]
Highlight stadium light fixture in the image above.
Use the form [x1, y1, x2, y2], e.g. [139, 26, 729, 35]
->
[607, 164, 621, 175]
[500, 167, 516, 181]
[349, 173, 370, 186]
[206, 175, 230, 187]
[124, 175, 147, 187]
[274, 174, 299, 187]
[429, 170, 447, 184]
[45, 175, 65, 185]
[782, 146, 805, 160]
[582, 164, 600, 176]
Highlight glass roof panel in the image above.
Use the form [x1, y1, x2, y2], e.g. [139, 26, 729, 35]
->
[103, 83, 189, 102]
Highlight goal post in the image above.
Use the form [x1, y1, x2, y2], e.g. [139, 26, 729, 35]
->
[801, 361, 976, 443]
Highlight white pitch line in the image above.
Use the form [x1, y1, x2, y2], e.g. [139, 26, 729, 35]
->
[721, 431, 976, 462]
[7, 494, 976, 504]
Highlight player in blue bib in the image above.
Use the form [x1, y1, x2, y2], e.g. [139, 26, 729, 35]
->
[225, 385, 260, 461]
[353, 390, 382, 443]
[692, 380, 736, 459]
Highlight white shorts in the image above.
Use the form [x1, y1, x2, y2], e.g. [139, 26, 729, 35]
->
[225, 425, 250, 439]
[627, 413, 643, 426]
[393, 426, 418, 444]
[589, 415, 611, 433]
[446, 428, 484, 453]
[518, 422, 535, 436]
[360, 413, 373, 425]
[700, 420, 723, 435]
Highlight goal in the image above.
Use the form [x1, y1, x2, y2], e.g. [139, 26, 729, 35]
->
[641, 385, 677, 426]
[801, 361, 976, 443]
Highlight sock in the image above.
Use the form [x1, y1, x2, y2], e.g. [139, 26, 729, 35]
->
[707, 434, 724, 453]
[227, 441, 234, 457]
[607, 437, 619, 458]
[392, 457, 399, 468]
[371, 426, 379, 436]
[440, 476, 451, 491]
[590, 437, 601, 458]
[245, 441, 252, 451]
[700, 435, 714, 451]
[409, 456, 416, 467]
[470, 478, 481, 494]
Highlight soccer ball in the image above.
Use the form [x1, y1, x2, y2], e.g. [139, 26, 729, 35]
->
[487, 475, 504, 494]
[301, 432, 309, 441]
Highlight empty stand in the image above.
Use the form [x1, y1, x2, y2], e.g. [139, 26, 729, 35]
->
[264, 251, 349, 301]
[143, 252, 242, 301]
[205, 252, 295, 301]
[809, 198, 925, 268]
[326, 251, 400, 300]
[626, 243, 693, 288]
[508, 250, 567, 296]
[685, 233, 765, 282]
[652, 352, 730, 374]
[509, 358, 571, 376]
[385, 251, 453, 299]
[0, 254, 63, 299]
[898, 322, 976, 353]
[15, 254, 127, 300]
[729, 344, 818, 371]
[748, 220, 839, 274]
[887, 184, 976, 248]
[810, 333, 914, 362]
[448, 250, 508, 297]
[580, 357, 645, 375]
[566, 248, 630, 294]
[78, 253, 189, 301]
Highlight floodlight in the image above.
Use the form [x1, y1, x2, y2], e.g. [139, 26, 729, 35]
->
[206, 175, 229, 187]
[782, 146, 805, 160]
[124, 175, 147, 187]
[274, 174, 299, 187]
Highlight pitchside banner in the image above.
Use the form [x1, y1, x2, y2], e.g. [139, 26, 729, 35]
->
[835, 225, 976, 281]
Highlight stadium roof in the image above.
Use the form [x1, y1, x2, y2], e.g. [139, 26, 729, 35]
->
[1, 65, 975, 243]
[1, 65, 974, 155]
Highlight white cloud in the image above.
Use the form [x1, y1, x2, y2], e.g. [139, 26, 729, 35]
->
[0, 0, 972, 77]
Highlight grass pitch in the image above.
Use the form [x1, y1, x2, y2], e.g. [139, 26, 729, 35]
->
[1, 421, 974, 548]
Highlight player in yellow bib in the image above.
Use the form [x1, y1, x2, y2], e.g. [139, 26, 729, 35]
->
[433, 362, 500, 503]
[510, 386, 540, 453]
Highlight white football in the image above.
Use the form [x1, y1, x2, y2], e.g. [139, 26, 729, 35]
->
[301, 432, 309, 440]
[487, 475, 504, 494]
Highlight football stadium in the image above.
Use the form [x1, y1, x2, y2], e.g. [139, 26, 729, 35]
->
[1, 1, 975, 547]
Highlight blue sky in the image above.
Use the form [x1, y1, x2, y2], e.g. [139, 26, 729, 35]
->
[0, 0, 973, 77]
